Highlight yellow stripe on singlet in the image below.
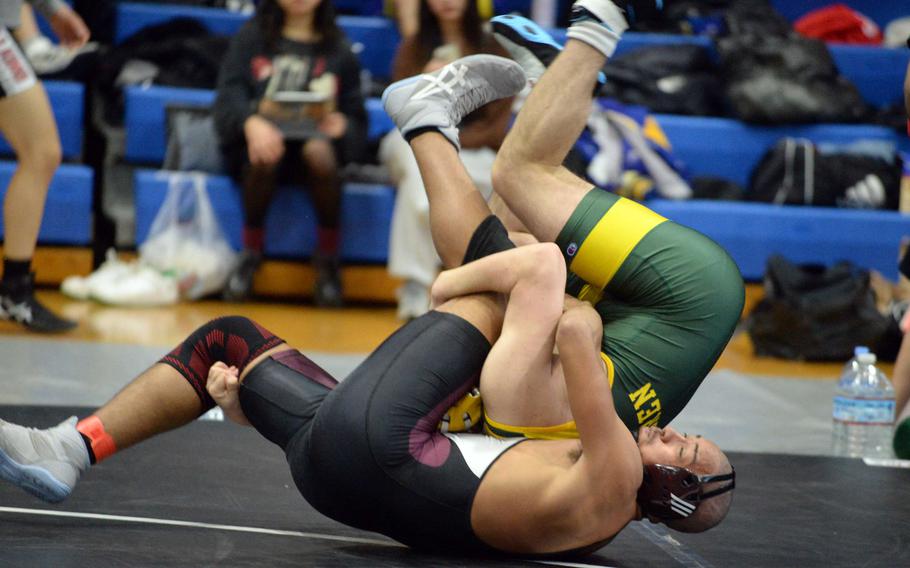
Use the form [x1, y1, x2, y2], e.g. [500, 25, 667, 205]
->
[569, 198, 667, 289]
[601, 351, 615, 387]
[481, 354, 616, 440]
[484, 415, 579, 440]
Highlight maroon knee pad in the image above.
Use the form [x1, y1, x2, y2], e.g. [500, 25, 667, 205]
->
[159, 316, 284, 412]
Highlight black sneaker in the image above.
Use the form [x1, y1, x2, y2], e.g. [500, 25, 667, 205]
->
[222, 250, 262, 302]
[313, 255, 343, 308]
[0, 273, 77, 333]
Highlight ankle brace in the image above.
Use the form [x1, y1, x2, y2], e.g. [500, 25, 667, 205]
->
[76, 416, 116, 463]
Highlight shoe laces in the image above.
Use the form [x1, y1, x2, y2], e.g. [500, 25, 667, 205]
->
[418, 62, 500, 124]
[414, 63, 469, 100]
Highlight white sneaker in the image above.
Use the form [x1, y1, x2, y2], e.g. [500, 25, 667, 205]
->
[91, 266, 179, 307]
[23, 35, 99, 76]
[61, 249, 133, 300]
[381, 54, 526, 150]
[0, 416, 89, 503]
[396, 280, 430, 321]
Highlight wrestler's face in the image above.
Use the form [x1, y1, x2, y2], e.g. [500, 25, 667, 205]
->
[426, 0, 468, 23]
[637, 426, 720, 473]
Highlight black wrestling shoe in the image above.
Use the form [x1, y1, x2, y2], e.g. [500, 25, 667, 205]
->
[222, 250, 261, 302]
[0, 273, 77, 333]
[313, 254, 344, 308]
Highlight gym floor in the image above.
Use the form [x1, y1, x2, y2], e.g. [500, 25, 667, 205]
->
[0, 290, 907, 567]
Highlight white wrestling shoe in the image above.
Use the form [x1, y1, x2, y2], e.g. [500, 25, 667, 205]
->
[381, 54, 526, 150]
[0, 416, 89, 503]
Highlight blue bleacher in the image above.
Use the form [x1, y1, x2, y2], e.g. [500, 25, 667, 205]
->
[334, 0, 383, 16]
[125, 86, 393, 165]
[771, 0, 909, 30]
[124, 86, 216, 164]
[115, 2, 247, 42]
[0, 162, 93, 245]
[115, 3, 398, 80]
[0, 81, 84, 160]
[829, 44, 909, 108]
[650, 199, 908, 282]
[655, 115, 899, 188]
[339, 15, 399, 80]
[133, 170, 393, 263]
[115, 2, 910, 283]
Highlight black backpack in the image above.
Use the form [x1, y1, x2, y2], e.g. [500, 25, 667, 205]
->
[747, 255, 893, 361]
[748, 138, 901, 209]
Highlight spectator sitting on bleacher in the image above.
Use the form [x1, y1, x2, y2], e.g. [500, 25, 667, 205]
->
[213, 0, 367, 307]
[0, 0, 88, 333]
[380, 0, 512, 320]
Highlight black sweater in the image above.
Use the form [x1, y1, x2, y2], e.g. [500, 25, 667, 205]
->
[213, 19, 367, 163]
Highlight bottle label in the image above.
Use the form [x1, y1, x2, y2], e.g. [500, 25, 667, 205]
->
[833, 396, 895, 425]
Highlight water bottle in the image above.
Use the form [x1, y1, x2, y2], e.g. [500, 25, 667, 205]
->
[832, 350, 895, 458]
[840, 345, 869, 378]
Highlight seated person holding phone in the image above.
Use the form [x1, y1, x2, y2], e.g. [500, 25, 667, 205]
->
[213, 0, 367, 307]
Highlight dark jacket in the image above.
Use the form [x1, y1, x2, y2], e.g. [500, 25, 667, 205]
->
[213, 18, 367, 163]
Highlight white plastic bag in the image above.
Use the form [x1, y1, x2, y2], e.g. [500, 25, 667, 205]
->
[140, 172, 237, 300]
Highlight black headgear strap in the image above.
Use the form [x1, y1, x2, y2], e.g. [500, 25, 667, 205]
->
[637, 463, 736, 522]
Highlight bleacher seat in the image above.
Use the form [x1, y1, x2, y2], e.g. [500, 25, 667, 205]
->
[134, 170, 393, 263]
[829, 44, 909, 108]
[115, 2, 246, 42]
[115, 3, 398, 80]
[771, 0, 908, 30]
[0, 162, 93, 245]
[339, 15, 399, 80]
[650, 199, 909, 281]
[125, 86, 393, 165]
[124, 86, 216, 165]
[654, 114, 899, 188]
[0, 81, 84, 160]
[334, 0, 383, 16]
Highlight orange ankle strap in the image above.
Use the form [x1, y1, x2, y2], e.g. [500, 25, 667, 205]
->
[76, 416, 117, 463]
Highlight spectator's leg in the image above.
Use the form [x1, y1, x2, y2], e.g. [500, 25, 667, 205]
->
[0, 76, 75, 332]
[301, 138, 343, 308]
[222, 161, 278, 302]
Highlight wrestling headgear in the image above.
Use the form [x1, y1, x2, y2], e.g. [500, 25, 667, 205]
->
[637, 464, 735, 522]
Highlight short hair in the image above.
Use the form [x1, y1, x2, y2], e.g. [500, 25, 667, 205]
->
[667, 447, 734, 533]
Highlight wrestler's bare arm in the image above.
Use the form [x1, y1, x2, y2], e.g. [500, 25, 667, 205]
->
[433, 243, 572, 426]
[431, 242, 564, 309]
[556, 305, 641, 502]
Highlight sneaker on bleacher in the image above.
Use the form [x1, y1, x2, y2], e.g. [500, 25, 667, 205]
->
[22, 35, 99, 77]
[61, 249, 132, 301]
[90, 266, 179, 307]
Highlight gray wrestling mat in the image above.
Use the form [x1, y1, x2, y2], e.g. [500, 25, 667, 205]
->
[1, 405, 908, 568]
[0, 338, 839, 456]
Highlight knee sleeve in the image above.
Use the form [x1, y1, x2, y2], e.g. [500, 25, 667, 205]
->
[158, 316, 284, 412]
[462, 215, 515, 265]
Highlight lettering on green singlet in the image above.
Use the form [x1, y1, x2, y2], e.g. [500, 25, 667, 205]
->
[629, 382, 661, 427]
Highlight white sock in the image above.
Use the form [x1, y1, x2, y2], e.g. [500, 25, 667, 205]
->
[567, 1, 629, 58]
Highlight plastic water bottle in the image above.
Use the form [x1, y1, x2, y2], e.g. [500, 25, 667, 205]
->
[832, 349, 895, 458]
[840, 345, 869, 378]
